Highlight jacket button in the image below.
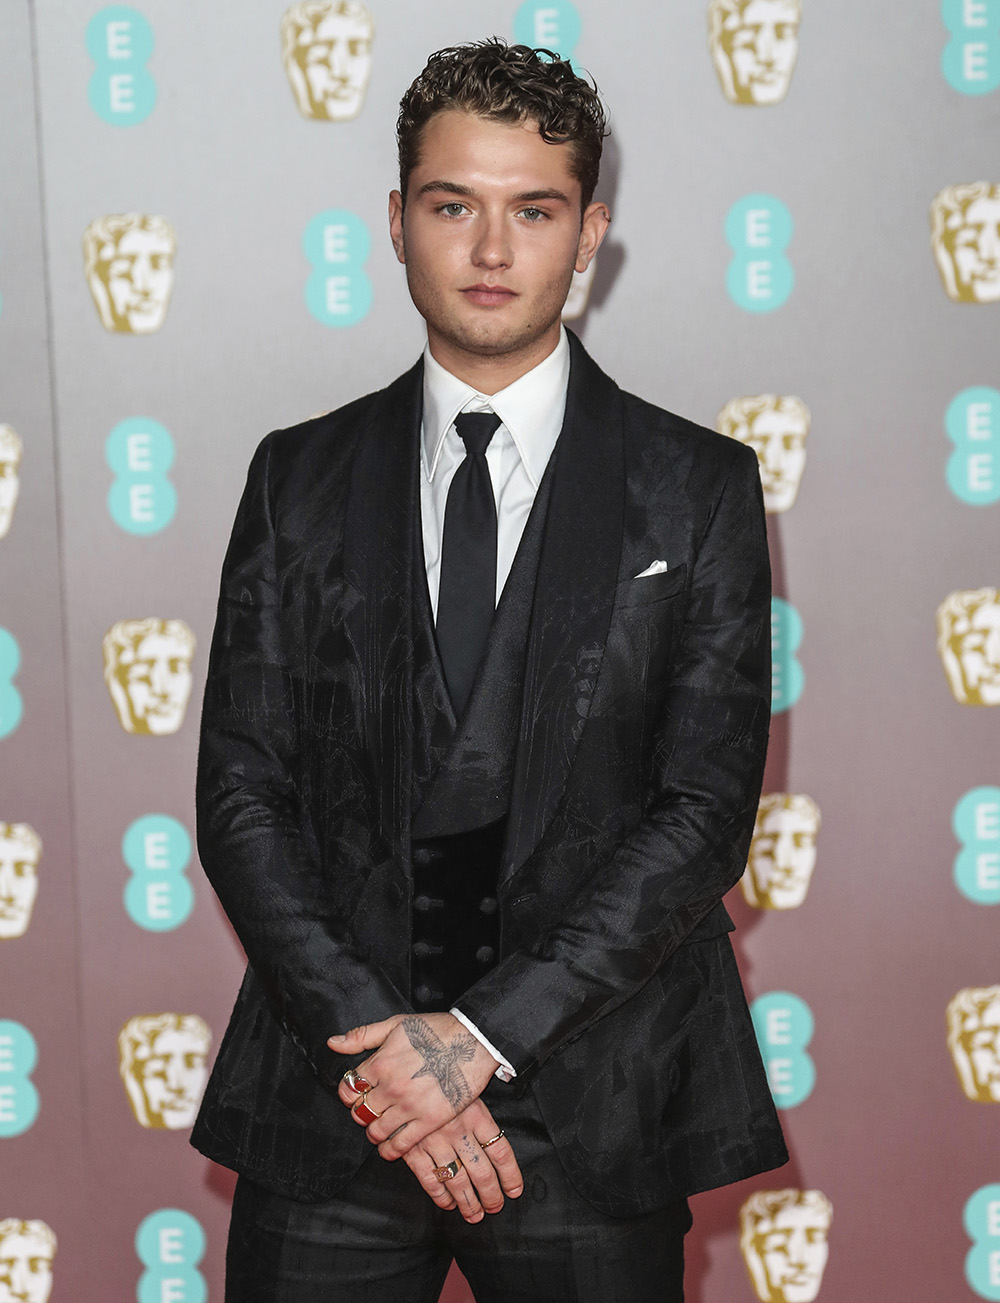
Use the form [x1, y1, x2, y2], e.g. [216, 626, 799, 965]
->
[475, 946, 495, 964]
[479, 897, 498, 916]
[414, 894, 432, 912]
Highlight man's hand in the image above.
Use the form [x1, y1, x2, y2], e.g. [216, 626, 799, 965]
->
[329, 1012, 499, 1158]
[403, 1098, 523, 1223]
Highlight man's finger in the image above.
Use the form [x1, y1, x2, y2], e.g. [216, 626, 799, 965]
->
[327, 1015, 401, 1053]
[476, 1131, 523, 1198]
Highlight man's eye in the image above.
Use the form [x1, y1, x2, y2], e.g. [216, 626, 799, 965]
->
[519, 207, 545, 222]
[440, 203, 467, 218]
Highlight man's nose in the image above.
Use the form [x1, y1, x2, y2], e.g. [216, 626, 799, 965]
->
[472, 216, 512, 269]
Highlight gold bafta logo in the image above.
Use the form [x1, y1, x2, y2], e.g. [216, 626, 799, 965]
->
[102, 618, 195, 735]
[739, 1189, 832, 1303]
[82, 213, 176, 334]
[0, 822, 41, 940]
[717, 395, 810, 513]
[281, 1, 374, 122]
[0, 426, 22, 540]
[708, 0, 801, 106]
[118, 1013, 211, 1130]
[931, 183, 1000, 304]
[947, 986, 1000, 1103]
[741, 794, 820, 910]
[0, 1219, 56, 1303]
[936, 589, 1000, 706]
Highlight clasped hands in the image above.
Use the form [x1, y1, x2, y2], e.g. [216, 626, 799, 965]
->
[329, 1012, 523, 1224]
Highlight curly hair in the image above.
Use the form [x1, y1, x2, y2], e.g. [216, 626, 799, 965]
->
[397, 39, 607, 210]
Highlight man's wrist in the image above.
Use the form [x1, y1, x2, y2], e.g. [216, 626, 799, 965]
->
[450, 1007, 516, 1082]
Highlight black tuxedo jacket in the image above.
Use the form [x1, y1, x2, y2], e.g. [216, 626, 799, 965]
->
[191, 332, 787, 1213]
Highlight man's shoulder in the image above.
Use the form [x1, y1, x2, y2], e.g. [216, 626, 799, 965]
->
[260, 359, 422, 468]
[618, 383, 756, 482]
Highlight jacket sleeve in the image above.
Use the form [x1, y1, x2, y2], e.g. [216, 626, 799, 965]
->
[457, 446, 771, 1076]
[196, 433, 408, 1088]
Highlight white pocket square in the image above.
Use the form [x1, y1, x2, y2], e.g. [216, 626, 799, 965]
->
[634, 559, 669, 579]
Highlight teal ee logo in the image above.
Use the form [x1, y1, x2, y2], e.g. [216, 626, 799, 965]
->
[0, 1020, 39, 1137]
[943, 0, 1000, 95]
[304, 210, 372, 327]
[965, 1184, 1000, 1300]
[513, 1, 582, 60]
[947, 388, 1000, 505]
[0, 628, 23, 739]
[954, 787, 1000, 904]
[771, 597, 804, 713]
[106, 418, 177, 534]
[86, 6, 156, 125]
[123, 815, 194, 931]
[726, 194, 794, 312]
[751, 991, 816, 1109]
[136, 1209, 207, 1303]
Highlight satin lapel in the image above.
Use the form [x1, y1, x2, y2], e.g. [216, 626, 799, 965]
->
[342, 360, 422, 862]
[502, 334, 625, 885]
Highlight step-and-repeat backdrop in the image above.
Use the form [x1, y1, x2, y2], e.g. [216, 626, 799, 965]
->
[2, 1, 998, 1298]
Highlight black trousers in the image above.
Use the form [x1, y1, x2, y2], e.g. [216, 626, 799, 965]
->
[225, 1086, 691, 1303]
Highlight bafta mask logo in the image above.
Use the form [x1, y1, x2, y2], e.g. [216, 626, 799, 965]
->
[718, 395, 810, 512]
[0, 823, 41, 940]
[0, 426, 22, 541]
[281, 1, 374, 122]
[0, 1219, 56, 1303]
[708, 0, 802, 106]
[103, 618, 195, 735]
[937, 589, 1000, 706]
[83, 213, 176, 333]
[948, 986, 1000, 1103]
[931, 183, 1000, 304]
[740, 1189, 832, 1303]
[741, 794, 820, 910]
[118, 1013, 211, 1130]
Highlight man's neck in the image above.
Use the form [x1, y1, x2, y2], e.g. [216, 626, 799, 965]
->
[426, 324, 562, 395]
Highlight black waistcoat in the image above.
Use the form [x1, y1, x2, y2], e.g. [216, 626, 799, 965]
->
[408, 453, 556, 1010]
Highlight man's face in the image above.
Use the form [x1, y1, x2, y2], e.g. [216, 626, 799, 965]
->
[948, 599, 1000, 705]
[947, 194, 1000, 304]
[0, 828, 40, 940]
[95, 226, 174, 333]
[714, 0, 800, 105]
[118, 631, 193, 734]
[299, 12, 372, 119]
[745, 802, 818, 909]
[389, 110, 608, 377]
[0, 437, 20, 540]
[134, 1027, 209, 1129]
[0, 1230, 54, 1303]
[737, 403, 807, 512]
[753, 1203, 829, 1302]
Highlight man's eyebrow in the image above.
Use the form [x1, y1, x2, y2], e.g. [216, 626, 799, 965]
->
[415, 181, 572, 205]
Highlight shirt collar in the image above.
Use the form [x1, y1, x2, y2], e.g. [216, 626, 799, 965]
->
[421, 327, 570, 490]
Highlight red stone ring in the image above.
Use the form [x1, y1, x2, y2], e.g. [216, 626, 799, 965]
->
[352, 1092, 382, 1125]
[342, 1068, 374, 1096]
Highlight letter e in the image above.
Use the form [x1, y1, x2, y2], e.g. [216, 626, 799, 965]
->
[747, 261, 773, 300]
[963, 43, 989, 81]
[976, 801, 1000, 840]
[533, 8, 560, 43]
[158, 1227, 184, 1264]
[144, 831, 170, 871]
[109, 72, 135, 114]
[746, 210, 772, 248]
[106, 19, 133, 57]
[766, 1008, 792, 1045]
[323, 225, 348, 263]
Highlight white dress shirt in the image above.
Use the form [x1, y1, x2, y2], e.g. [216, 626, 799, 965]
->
[419, 328, 571, 1081]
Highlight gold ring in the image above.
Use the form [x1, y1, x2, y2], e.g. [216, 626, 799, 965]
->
[342, 1068, 373, 1095]
[352, 1092, 382, 1125]
[432, 1158, 463, 1182]
[481, 1129, 505, 1149]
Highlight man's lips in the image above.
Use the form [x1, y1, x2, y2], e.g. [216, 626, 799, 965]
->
[461, 284, 518, 307]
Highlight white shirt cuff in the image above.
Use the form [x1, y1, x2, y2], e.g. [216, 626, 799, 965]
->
[450, 1007, 516, 1081]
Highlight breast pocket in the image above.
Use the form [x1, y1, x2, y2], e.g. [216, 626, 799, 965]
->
[616, 564, 688, 610]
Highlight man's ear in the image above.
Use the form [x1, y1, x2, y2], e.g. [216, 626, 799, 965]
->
[388, 190, 406, 264]
[575, 201, 611, 274]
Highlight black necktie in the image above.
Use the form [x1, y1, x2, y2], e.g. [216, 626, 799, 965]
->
[436, 410, 502, 717]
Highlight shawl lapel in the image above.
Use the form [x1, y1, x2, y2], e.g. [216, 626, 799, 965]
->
[502, 333, 625, 886]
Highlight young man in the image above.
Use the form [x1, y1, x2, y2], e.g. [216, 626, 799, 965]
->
[193, 39, 787, 1302]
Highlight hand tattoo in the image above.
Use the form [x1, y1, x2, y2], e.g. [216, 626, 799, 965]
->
[401, 1016, 477, 1111]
